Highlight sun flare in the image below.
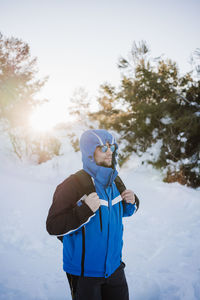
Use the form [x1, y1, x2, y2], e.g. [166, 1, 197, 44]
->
[29, 103, 68, 132]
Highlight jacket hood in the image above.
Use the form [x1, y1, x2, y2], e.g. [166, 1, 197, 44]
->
[80, 129, 118, 186]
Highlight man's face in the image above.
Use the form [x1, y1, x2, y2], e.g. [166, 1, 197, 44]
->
[94, 142, 113, 167]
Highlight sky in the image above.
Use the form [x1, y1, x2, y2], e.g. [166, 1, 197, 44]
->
[0, 0, 200, 123]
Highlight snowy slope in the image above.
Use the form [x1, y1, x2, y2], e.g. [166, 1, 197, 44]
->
[0, 147, 200, 300]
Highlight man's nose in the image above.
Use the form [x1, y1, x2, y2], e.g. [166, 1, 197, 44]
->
[107, 147, 112, 154]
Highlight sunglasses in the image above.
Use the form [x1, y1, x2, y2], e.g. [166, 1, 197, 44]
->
[99, 144, 116, 153]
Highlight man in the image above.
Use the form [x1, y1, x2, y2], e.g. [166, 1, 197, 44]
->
[46, 129, 139, 300]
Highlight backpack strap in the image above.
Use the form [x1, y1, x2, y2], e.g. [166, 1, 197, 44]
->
[115, 175, 140, 211]
[74, 169, 96, 195]
[114, 175, 126, 193]
[74, 170, 103, 232]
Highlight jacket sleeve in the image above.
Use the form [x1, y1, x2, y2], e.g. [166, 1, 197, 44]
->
[46, 175, 95, 236]
[123, 194, 140, 217]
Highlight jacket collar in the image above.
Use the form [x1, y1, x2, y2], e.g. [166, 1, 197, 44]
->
[83, 159, 118, 187]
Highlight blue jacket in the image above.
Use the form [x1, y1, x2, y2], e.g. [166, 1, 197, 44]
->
[46, 129, 138, 278]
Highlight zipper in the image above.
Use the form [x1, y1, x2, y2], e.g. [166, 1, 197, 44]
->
[107, 169, 114, 187]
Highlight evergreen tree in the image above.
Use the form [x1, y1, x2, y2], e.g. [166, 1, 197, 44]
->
[90, 41, 200, 188]
[0, 33, 62, 164]
[0, 32, 48, 128]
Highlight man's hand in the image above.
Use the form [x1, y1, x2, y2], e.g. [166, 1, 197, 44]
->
[121, 189, 135, 204]
[84, 192, 100, 213]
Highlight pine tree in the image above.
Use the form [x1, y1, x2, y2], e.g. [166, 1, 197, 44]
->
[0, 33, 62, 164]
[90, 41, 200, 188]
[0, 32, 48, 128]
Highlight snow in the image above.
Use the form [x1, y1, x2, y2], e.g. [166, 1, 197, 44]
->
[0, 139, 200, 300]
[145, 117, 151, 125]
[160, 116, 172, 125]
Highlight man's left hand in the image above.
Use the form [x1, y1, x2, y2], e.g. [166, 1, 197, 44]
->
[121, 189, 135, 204]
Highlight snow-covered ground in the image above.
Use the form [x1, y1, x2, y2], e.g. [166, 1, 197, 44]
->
[0, 142, 200, 300]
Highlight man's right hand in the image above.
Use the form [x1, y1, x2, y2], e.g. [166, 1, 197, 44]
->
[84, 192, 100, 213]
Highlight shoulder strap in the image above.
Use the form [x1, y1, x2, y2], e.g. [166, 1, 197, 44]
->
[74, 169, 96, 195]
[115, 175, 140, 211]
[114, 175, 126, 194]
[74, 169, 103, 232]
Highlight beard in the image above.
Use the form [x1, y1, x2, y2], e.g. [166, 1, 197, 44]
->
[96, 160, 113, 168]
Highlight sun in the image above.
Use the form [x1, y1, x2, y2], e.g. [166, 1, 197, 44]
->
[29, 103, 69, 132]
